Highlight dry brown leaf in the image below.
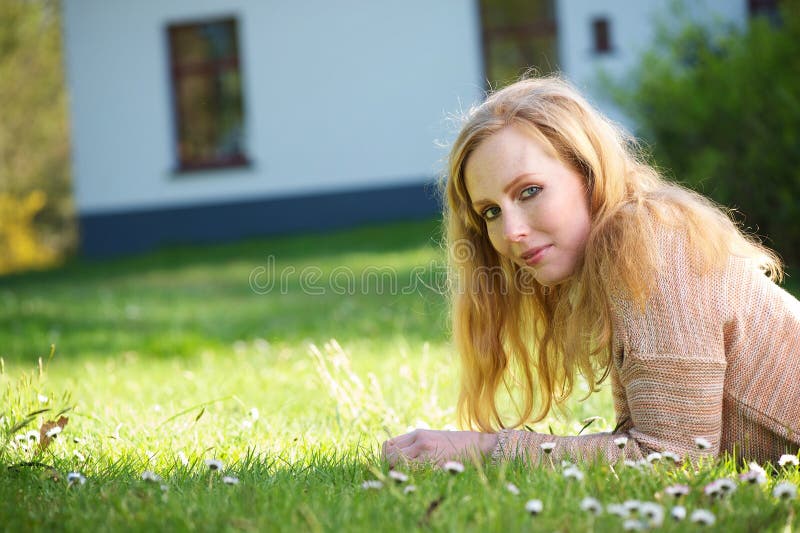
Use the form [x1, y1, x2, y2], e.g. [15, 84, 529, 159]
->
[39, 416, 69, 451]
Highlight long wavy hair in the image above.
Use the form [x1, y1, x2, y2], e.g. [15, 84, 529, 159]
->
[445, 75, 782, 432]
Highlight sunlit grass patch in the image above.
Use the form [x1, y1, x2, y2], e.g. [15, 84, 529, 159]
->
[1, 219, 799, 531]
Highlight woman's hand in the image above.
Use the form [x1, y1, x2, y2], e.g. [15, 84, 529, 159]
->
[381, 429, 498, 467]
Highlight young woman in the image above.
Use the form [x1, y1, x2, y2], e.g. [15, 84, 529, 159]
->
[382, 76, 800, 466]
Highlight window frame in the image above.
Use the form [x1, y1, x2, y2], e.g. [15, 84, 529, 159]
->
[166, 15, 249, 173]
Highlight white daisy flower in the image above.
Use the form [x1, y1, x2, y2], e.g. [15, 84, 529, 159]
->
[562, 466, 584, 481]
[580, 497, 602, 515]
[205, 458, 223, 472]
[540, 442, 556, 454]
[73, 450, 85, 462]
[623, 500, 641, 514]
[222, 476, 239, 485]
[715, 478, 737, 495]
[670, 505, 687, 521]
[241, 419, 253, 429]
[177, 451, 189, 467]
[160, 484, 169, 492]
[739, 469, 767, 485]
[27, 430, 40, 442]
[690, 509, 716, 526]
[389, 470, 408, 483]
[403, 485, 416, 494]
[361, 480, 383, 490]
[645, 452, 662, 464]
[664, 484, 690, 497]
[45, 426, 61, 438]
[661, 451, 681, 463]
[38, 394, 49, 404]
[505, 482, 520, 496]
[443, 461, 464, 474]
[525, 499, 543, 515]
[248, 407, 260, 420]
[778, 454, 799, 467]
[614, 436, 628, 449]
[773, 481, 797, 500]
[623, 459, 640, 469]
[694, 437, 712, 450]
[141, 470, 161, 482]
[703, 480, 721, 497]
[67, 472, 86, 486]
[640, 502, 664, 527]
[606, 504, 629, 518]
[622, 519, 645, 531]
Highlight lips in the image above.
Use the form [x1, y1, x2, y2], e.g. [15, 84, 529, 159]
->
[520, 245, 552, 266]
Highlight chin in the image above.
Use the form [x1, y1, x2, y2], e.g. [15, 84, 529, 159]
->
[534, 269, 573, 288]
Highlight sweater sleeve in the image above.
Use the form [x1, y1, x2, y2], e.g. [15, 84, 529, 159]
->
[491, 364, 652, 464]
[492, 230, 729, 464]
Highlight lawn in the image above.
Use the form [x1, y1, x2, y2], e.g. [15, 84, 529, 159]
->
[1, 218, 798, 532]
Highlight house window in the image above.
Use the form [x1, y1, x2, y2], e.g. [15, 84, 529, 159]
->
[592, 17, 612, 54]
[167, 17, 247, 171]
[479, 0, 558, 88]
[748, 0, 781, 23]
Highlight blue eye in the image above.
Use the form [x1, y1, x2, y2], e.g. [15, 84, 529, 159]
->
[482, 206, 501, 221]
[521, 186, 542, 199]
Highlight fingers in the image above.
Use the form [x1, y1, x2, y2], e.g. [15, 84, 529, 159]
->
[385, 431, 417, 449]
[388, 435, 442, 465]
[383, 444, 414, 467]
[382, 431, 423, 466]
[383, 429, 470, 466]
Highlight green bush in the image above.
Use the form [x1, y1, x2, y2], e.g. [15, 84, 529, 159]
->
[608, 0, 800, 265]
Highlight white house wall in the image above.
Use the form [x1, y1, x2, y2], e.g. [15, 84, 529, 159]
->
[62, 0, 484, 215]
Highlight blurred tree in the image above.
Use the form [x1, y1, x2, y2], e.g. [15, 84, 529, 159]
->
[0, 0, 74, 272]
[607, 0, 800, 266]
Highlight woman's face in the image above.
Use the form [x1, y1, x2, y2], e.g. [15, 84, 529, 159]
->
[464, 124, 591, 286]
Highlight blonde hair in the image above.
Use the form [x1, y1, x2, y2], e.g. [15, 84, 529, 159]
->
[444, 75, 782, 432]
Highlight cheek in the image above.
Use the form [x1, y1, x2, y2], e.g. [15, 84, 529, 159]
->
[566, 212, 591, 255]
[485, 226, 508, 256]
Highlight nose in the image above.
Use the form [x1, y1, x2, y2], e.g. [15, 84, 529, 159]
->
[502, 207, 529, 243]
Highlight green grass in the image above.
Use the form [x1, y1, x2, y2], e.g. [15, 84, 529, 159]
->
[1, 219, 799, 532]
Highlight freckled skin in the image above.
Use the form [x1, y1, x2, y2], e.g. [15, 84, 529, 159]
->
[464, 124, 591, 286]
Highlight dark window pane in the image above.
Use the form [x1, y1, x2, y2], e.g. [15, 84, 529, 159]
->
[486, 35, 558, 84]
[748, 0, 782, 25]
[481, 0, 555, 29]
[480, 0, 558, 88]
[592, 17, 611, 53]
[167, 17, 247, 171]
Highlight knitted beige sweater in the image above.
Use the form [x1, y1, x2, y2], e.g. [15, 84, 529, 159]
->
[493, 230, 800, 464]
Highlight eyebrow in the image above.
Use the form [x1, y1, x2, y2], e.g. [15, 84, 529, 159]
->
[470, 173, 539, 210]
